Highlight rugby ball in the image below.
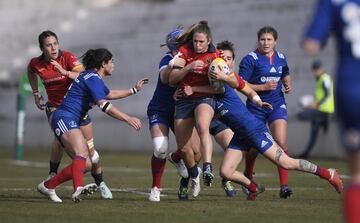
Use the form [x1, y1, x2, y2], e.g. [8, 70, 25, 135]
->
[208, 58, 230, 89]
[298, 94, 315, 108]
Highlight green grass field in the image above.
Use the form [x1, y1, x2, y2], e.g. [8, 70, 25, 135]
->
[0, 149, 347, 223]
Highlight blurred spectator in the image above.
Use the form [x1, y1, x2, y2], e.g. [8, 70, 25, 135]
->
[297, 60, 334, 158]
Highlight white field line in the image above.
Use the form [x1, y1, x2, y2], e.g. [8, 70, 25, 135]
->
[0, 186, 327, 197]
[8, 159, 352, 179]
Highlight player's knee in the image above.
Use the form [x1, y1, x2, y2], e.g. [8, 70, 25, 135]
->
[153, 136, 169, 159]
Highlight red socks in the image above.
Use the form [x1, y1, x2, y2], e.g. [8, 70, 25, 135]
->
[45, 155, 86, 191]
[171, 149, 182, 163]
[151, 155, 166, 188]
[72, 156, 86, 190]
[344, 184, 360, 223]
[45, 165, 72, 189]
[244, 153, 257, 180]
[316, 166, 331, 180]
[278, 149, 289, 186]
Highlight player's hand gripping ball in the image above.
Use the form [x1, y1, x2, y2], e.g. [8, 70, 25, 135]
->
[208, 58, 230, 89]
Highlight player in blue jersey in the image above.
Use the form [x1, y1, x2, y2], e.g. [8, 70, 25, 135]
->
[147, 27, 190, 202]
[37, 48, 145, 203]
[239, 26, 293, 199]
[207, 57, 343, 201]
[302, 0, 360, 222]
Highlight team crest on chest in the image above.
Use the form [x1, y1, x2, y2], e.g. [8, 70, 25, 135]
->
[206, 57, 211, 64]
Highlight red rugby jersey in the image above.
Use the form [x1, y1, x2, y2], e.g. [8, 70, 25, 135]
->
[178, 43, 220, 98]
[28, 50, 83, 106]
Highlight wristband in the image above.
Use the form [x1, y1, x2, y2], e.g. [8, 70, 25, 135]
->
[252, 95, 261, 103]
[33, 90, 39, 96]
[130, 87, 138, 95]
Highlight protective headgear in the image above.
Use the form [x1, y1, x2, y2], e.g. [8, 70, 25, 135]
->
[163, 27, 183, 52]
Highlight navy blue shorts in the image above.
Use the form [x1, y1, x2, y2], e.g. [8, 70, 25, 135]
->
[174, 97, 215, 119]
[147, 110, 174, 132]
[247, 99, 288, 125]
[209, 119, 229, 136]
[46, 103, 91, 127]
[228, 129, 274, 153]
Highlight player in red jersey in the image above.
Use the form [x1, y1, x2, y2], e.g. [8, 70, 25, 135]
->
[169, 21, 221, 196]
[27, 30, 112, 199]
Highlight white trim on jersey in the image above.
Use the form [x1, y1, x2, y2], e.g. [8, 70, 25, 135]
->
[249, 52, 258, 60]
[83, 72, 100, 80]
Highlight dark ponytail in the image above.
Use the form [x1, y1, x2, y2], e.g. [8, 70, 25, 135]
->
[81, 48, 112, 70]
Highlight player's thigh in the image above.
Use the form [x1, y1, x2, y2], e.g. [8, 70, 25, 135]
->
[269, 119, 288, 147]
[61, 129, 89, 157]
[214, 129, 233, 151]
[150, 123, 170, 138]
[174, 118, 195, 147]
[80, 122, 93, 141]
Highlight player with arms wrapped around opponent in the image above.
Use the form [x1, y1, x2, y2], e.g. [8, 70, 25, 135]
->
[37, 48, 144, 202]
[28, 30, 113, 199]
[147, 27, 190, 202]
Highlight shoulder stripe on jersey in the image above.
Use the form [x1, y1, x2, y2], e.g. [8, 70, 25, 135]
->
[248, 52, 258, 60]
[277, 52, 285, 59]
[83, 72, 100, 80]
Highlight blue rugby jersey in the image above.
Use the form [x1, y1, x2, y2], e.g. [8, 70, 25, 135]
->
[305, 0, 360, 83]
[239, 49, 290, 103]
[147, 53, 177, 113]
[305, 0, 360, 126]
[57, 70, 109, 121]
[216, 84, 265, 138]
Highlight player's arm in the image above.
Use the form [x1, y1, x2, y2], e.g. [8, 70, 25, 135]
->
[182, 85, 224, 97]
[215, 71, 272, 110]
[27, 65, 45, 110]
[160, 52, 184, 85]
[169, 59, 204, 85]
[96, 99, 141, 130]
[281, 75, 292, 94]
[106, 78, 148, 100]
[50, 60, 85, 80]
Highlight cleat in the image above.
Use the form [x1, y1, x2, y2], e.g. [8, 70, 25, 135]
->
[71, 183, 97, 203]
[149, 186, 160, 202]
[328, 168, 343, 193]
[178, 183, 188, 201]
[247, 184, 265, 201]
[241, 185, 250, 196]
[168, 153, 189, 178]
[99, 182, 113, 199]
[203, 168, 214, 187]
[37, 181, 62, 203]
[190, 167, 201, 197]
[279, 185, 293, 199]
[222, 180, 237, 197]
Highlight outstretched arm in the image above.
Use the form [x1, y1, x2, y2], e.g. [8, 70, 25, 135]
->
[96, 99, 142, 130]
[106, 78, 148, 100]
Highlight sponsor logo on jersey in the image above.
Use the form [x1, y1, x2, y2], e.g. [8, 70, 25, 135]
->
[260, 76, 280, 83]
[280, 104, 287, 109]
[264, 132, 274, 142]
[278, 66, 283, 74]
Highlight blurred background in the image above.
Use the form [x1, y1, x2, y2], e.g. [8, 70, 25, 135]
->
[0, 0, 342, 158]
